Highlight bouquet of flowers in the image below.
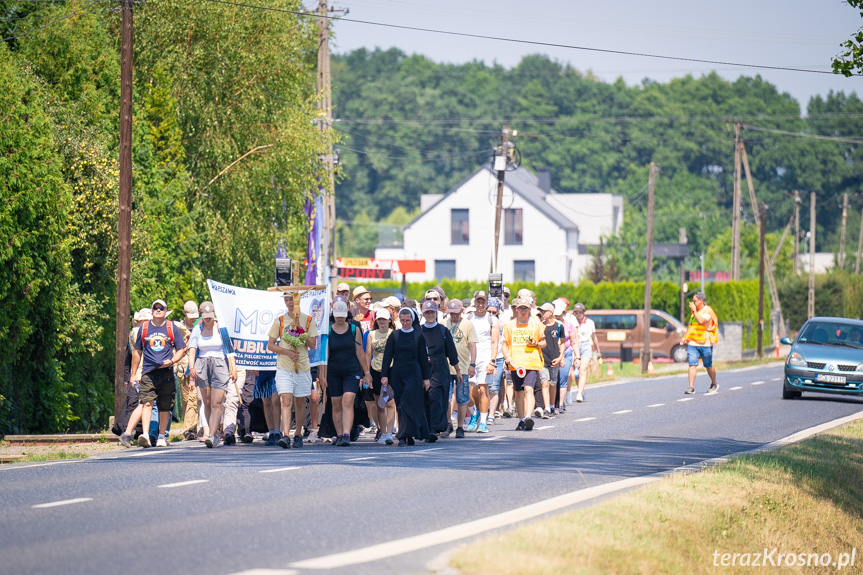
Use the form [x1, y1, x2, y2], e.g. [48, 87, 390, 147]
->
[283, 326, 308, 372]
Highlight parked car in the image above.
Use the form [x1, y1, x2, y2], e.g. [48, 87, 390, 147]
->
[780, 317, 863, 400]
[584, 309, 688, 363]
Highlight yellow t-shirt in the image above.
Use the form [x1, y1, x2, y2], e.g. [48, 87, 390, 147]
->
[445, 317, 477, 375]
[267, 312, 319, 372]
[503, 317, 545, 371]
[369, 328, 391, 372]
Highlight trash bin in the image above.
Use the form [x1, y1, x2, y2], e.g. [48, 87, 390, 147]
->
[620, 342, 633, 363]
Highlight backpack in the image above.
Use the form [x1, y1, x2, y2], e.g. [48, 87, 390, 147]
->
[141, 320, 177, 348]
[280, 314, 312, 335]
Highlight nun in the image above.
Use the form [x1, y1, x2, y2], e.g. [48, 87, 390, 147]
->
[380, 308, 435, 446]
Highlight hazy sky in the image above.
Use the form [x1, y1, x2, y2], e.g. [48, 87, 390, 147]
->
[326, 0, 862, 114]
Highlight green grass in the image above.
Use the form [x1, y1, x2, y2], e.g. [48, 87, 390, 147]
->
[451, 418, 863, 575]
[4, 451, 90, 464]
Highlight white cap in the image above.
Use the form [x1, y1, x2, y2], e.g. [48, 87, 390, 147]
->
[332, 300, 349, 318]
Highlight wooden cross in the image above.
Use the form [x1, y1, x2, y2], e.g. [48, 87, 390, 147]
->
[267, 284, 327, 325]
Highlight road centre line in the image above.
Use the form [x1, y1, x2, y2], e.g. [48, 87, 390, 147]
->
[534, 425, 555, 430]
[751, 381, 765, 385]
[228, 570, 298, 575]
[612, 410, 632, 414]
[289, 475, 659, 570]
[259, 467, 301, 474]
[32, 498, 92, 509]
[575, 417, 595, 422]
[347, 457, 377, 462]
[128, 449, 184, 457]
[647, 403, 665, 408]
[0, 460, 81, 472]
[771, 377, 782, 382]
[729, 386, 743, 391]
[677, 397, 694, 402]
[405, 447, 444, 454]
[158, 480, 208, 488]
[480, 435, 503, 441]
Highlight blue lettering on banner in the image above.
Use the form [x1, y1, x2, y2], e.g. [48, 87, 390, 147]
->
[231, 338, 278, 368]
[209, 282, 236, 295]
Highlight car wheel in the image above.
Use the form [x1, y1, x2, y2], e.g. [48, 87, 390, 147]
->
[782, 384, 802, 400]
[671, 345, 688, 363]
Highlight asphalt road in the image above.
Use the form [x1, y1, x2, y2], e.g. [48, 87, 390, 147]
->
[2, 362, 862, 575]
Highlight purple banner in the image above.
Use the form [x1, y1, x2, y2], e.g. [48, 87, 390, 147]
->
[305, 194, 320, 284]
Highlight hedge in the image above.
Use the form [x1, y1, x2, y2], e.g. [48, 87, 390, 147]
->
[777, 272, 863, 333]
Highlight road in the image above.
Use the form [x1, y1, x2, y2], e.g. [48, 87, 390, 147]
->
[2, 363, 861, 575]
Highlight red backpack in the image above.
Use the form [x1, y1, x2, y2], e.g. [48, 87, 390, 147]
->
[141, 320, 177, 348]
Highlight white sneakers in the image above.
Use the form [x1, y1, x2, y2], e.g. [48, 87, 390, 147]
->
[155, 437, 168, 448]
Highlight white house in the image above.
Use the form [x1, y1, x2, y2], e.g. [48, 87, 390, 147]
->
[375, 166, 623, 284]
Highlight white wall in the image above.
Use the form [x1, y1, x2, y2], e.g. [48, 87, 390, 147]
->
[547, 193, 623, 245]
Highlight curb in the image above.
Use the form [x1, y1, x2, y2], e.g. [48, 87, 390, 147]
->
[4, 433, 115, 444]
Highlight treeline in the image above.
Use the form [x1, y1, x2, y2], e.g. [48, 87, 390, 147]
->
[0, 0, 326, 434]
[332, 49, 863, 280]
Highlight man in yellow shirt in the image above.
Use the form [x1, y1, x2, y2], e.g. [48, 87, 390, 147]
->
[502, 297, 546, 431]
[681, 292, 719, 395]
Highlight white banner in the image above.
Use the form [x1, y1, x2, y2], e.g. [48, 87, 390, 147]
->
[206, 279, 329, 369]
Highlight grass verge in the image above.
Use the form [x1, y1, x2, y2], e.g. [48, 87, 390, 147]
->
[450, 418, 863, 574]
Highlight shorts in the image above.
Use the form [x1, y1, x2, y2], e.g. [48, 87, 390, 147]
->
[579, 341, 593, 361]
[253, 371, 277, 399]
[540, 366, 559, 386]
[328, 370, 362, 398]
[511, 369, 538, 393]
[450, 375, 470, 405]
[370, 368, 383, 396]
[559, 348, 573, 388]
[275, 369, 313, 397]
[139, 367, 176, 412]
[470, 361, 495, 386]
[490, 358, 505, 394]
[194, 357, 230, 391]
[687, 345, 713, 368]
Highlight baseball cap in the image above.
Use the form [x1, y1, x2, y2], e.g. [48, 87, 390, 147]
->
[553, 301, 566, 316]
[503, 287, 511, 296]
[517, 288, 533, 298]
[332, 300, 349, 317]
[134, 308, 153, 322]
[513, 297, 532, 308]
[421, 300, 438, 312]
[152, 299, 167, 308]
[336, 282, 350, 292]
[539, 302, 555, 313]
[573, 302, 586, 312]
[352, 286, 370, 299]
[183, 300, 199, 318]
[393, 292, 406, 303]
[199, 301, 216, 319]
[282, 291, 293, 299]
[375, 308, 392, 320]
[446, 299, 464, 313]
[383, 296, 401, 308]
[473, 290, 488, 300]
[487, 298, 503, 310]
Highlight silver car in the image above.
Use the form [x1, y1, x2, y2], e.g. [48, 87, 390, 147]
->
[781, 317, 863, 399]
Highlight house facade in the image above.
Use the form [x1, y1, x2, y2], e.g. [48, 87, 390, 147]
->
[375, 166, 623, 284]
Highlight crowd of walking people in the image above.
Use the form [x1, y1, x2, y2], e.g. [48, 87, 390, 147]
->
[117, 282, 720, 449]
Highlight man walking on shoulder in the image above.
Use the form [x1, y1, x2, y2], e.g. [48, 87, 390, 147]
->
[682, 292, 719, 395]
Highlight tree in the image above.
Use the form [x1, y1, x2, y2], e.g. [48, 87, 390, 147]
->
[832, 0, 863, 76]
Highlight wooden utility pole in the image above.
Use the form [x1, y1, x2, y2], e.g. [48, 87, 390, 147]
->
[839, 193, 848, 269]
[731, 123, 742, 281]
[857, 201, 863, 274]
[808, 192, 816, 319]
[642, 162, 656, 373]
[757, 203, 766, 358]
[114, 0, 134, 420]
[491, 125, 510, 273]
[793, 190, 800, 274]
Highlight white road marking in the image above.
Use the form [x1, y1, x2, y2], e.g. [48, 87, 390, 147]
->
[347, 457, 376, 462]
[128, 450, 184, 457]
[0, 460, 81, 472]
[534, 425, 555, 430]
[157, 480, 208, 488]
[729, 386, 743, 391]
[575, 417, 595, 422]
[405, 447, 444, 454]
[677, 397, 694, 402]
[289, 475, 658, 569]
[612, 410, 632, 415]
[771, 377, 782, 382]
[751, 381, 765, 385]
[258, 467, 301, 474]
[32, 498, 92, 509]
[227, 570, 298, 575]
[480, 435, 503, 441]
[647, 403, 665, 408]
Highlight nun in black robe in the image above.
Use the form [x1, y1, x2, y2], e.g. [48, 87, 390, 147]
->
[380, 308, 434, 445]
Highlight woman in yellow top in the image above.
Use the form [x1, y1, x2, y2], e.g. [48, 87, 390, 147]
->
[501, 297, 546, 431]
[366, 309, 396, 445]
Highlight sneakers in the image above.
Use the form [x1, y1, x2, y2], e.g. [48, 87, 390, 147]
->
[466, 413, 478, 432]
[515, 420, 526, 431]
[533, 407, 544, 418]
[278, 435, 290, 449]
[376, 435, 389, 444]
[137, 434, 152, 448]
[524, 417, 535, 431]
[374, 428, 382, 442]
[223, 433, 236, 446]
[156, 436, 168, 448]
[204, 435, 220, 448]
[455, 427, 465, 439]
[398, 437, 407, 447]
[705, 384, 719, 395]
[385, 433, 394, 445]
[476, 422, 489, 433]
[241, 433, 254, 444]
[440, 424, 453, 438]
[502, 408, 514, 418]
[119, 433, 133, 448]
[427, 433, 438, 443]
[183, 430, 197, 441]
[292, 436, 303, 449]
[307, 430, 319, 443]
[684, 387, 695, 395]
[264, 432, 281, 446]
[487, 416, 495, 426]
[541, 409, 551, 420]
[576, 393, 584, 403]
[340, 434, 351, 446]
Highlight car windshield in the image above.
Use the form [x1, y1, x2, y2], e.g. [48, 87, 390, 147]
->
[798, 321, 863, 348]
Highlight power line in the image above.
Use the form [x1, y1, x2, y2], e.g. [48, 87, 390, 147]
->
[199, 0, 854, 76]
[336, 113, 863, 126]
[743, 124, 863, 145]
[2, 0, 101, 42]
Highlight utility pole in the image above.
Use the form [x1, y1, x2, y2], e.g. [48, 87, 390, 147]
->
[731, 123, 742, 281]
[808, 192, 816, 319]
[758, 203, 766, 358]
[839, 193, 848, 270]
[793, 190, 800, 274]
[491, 125, 511, 273]
[642, 162, 656, 373]
[113, 0, 134, 420]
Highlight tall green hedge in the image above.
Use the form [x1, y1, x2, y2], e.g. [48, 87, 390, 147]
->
[777, 272, 863, 332]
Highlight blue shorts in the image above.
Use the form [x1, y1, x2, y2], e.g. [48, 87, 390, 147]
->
[559, 348, 574, 388]
[490, 358, 504, 394]
[253, 371, 277, 399]
[687, 345, 713, 368]
[449, 375, 470, 406]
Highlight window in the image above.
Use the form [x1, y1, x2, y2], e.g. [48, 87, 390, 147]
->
[451, 209, 469, 245]
[504, 208, 523, 245]
[513, 260, 535, 282]
[650, 314, 669, 330]
[435, 260, 456, 280]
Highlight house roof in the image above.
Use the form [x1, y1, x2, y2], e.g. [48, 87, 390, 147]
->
[405, 165, 580, 233]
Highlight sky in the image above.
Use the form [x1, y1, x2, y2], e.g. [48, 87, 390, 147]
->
[325, 0, 863, 114]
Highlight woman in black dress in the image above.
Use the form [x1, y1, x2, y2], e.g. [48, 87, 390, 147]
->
[380, 308, 435, 446]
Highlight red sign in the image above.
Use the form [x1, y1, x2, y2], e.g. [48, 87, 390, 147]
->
[337, 258, 426, 274]
[337, 267, 393, 280]
[686, 271, 731, 283]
